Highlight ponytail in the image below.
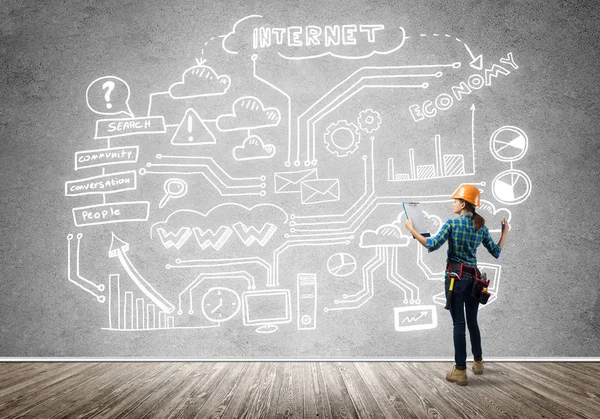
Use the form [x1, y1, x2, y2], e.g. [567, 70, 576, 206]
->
[472, 211, 485, 231]
[464, 201, 485, 231]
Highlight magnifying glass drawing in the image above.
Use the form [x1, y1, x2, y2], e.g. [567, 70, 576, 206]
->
[159, 178, 188, 208]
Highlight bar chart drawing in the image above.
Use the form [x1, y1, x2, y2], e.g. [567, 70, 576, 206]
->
[388, 134, 471, 182]
[106, 274, 175, 331]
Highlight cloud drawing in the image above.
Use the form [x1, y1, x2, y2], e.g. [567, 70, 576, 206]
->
[233, 135, 276, 160]
[217, 96, 281, 131]
[169, 64, 231, 99]
[359, 224, 410, 248]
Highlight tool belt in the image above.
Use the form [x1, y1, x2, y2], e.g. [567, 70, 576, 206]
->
[445, 262, 491, 304]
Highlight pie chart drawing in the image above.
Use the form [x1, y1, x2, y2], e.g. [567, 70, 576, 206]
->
[489, 126, 528, 162]
[492, 169, 532, 205]
[327, 253, 357, 277]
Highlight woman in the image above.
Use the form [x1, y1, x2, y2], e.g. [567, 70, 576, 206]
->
[405, 184, 509, 386]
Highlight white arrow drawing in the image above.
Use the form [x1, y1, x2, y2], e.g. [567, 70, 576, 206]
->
[464, 43, 483, 70]
[394, 305, 437, 332]
[401, 311, 428, 324]
[109, 232, 175, 314]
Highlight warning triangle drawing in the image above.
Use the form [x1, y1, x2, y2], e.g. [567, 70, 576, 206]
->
[171, 108, 216, 145]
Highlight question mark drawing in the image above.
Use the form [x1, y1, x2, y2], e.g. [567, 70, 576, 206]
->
[86, 76, 133, 117]
[102, 81, 116, 109]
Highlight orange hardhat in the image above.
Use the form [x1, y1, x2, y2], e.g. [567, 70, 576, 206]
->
[451, 184, 481, 207]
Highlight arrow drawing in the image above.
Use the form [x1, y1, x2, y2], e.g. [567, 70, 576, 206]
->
[464, 43, 483, 70]
[401, 311, 428, 324]
[394, 305, 437, 332]
[109, 232, 175, 314]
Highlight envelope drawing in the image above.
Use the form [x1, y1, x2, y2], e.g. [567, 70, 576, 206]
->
[301, 178, 340, 205]
[274, 169, 318, 193]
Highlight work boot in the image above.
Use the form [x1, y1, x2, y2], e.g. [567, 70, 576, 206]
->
[446, 365, 468, 386]
[472, 360, 484, 375]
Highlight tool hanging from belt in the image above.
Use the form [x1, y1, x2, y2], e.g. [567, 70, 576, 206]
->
[444, 272, 460, 310]
[444, 262, 491, 307]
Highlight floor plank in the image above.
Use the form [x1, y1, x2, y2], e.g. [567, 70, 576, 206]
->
[0, 362, 599, 418]
[302, 360, 332, 419]
[121, 363, 202, 419]
[488, 363, 580, 419]
[0, 363, 102, 418]
[174, 362, 234, 418]
[193, 362, 250, 419]
[382, 362, 445, 418]
[238, 362, 279, 419]
[220, 362, 264, 419]
[274, 362, 304, 419]
[320, 362, 360, 419]
[338, 362, 386, 418]
[140, 362, 214, 418]
[354, 361, 419, 419]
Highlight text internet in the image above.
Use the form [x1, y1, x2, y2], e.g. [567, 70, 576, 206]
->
[253, 24, 386, 49]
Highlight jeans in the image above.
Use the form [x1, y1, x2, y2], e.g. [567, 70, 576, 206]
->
[445, 274, 482, 369]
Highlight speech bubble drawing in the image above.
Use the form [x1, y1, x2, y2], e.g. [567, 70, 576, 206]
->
[86, 76, 133, 117]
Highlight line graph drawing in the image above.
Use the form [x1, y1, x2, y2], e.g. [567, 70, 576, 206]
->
[394, 305, 437, 332]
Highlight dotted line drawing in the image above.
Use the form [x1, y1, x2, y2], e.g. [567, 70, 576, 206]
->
[418, 33, 483, 70]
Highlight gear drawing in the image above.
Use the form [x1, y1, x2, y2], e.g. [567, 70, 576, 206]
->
[357, 109, 382, 133]
[324, 121, 361, 157]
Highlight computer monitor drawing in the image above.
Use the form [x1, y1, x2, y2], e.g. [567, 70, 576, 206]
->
[242, 289, 292, 333]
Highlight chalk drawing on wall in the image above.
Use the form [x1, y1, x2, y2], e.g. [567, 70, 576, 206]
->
[201, 286, 242, 323]
[490, 126, 532, 205]
[324, 120, 362, 157]
[67, 13, 532, 340]
[66, 233, 106, 303]
[86, 76, 133, 117]
[168, 60, 231, 99]
[242, 289, 292, 333]
[327, 253, 357, 277]
[297, 273, 317, 330]
[139, 156, 267, 197]
[233, 135, 276, 161]
[357, 109, 383, 134]
[171, 109, 217, 145]
[158, 179, 188, 209]
[387, 134, 472, 182]
[490, 126, 528, 162]
[216, 96, 281, 132]
[105, 273, 179, 331]
[493, 169, 532, 205]
[394, 305, 438, 332]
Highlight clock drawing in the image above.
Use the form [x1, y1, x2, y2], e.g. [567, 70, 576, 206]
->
[201, 287, 241, 323]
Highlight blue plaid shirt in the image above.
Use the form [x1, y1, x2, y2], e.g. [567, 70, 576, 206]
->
[425, 214, 501, 266]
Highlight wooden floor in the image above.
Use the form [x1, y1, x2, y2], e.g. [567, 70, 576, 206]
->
[1, 362, 599, 418]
